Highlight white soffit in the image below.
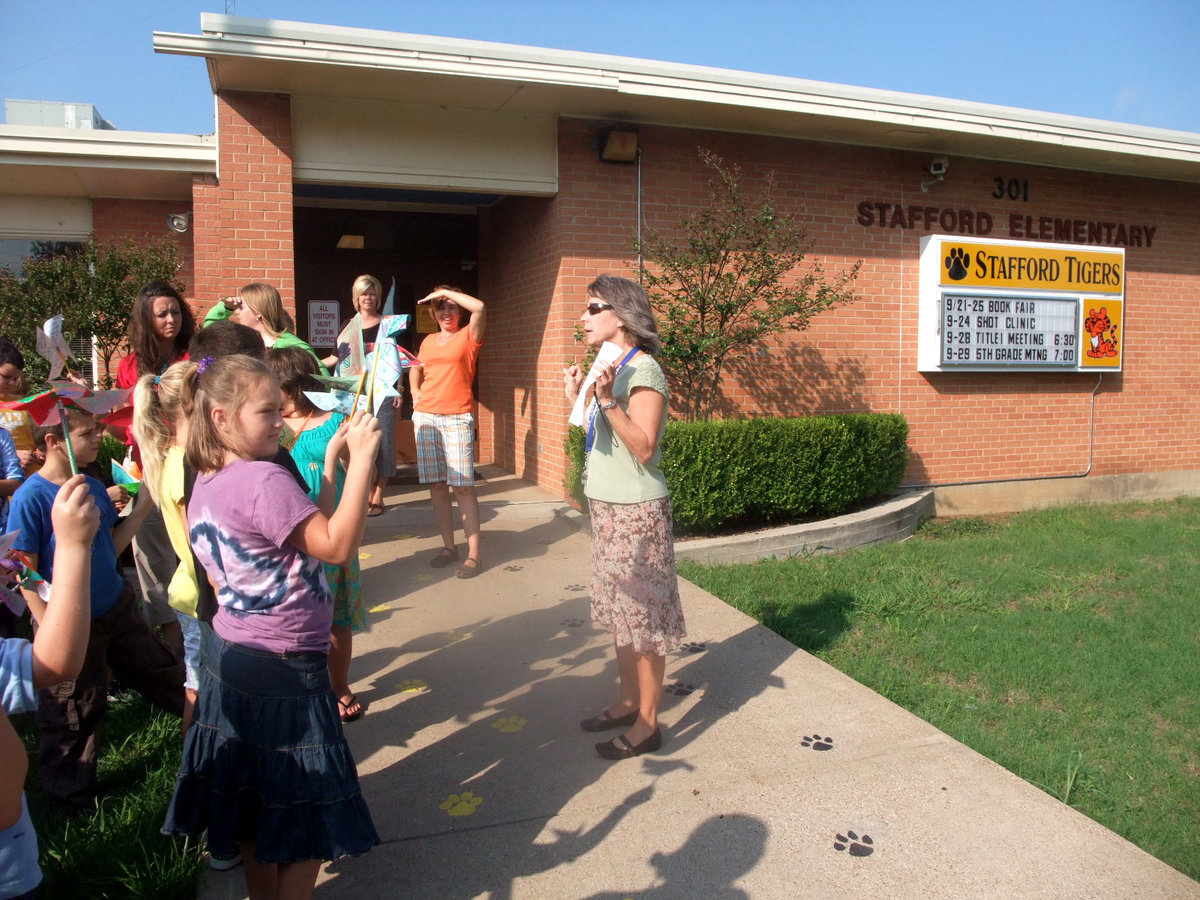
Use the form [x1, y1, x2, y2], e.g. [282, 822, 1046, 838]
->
[291, 96, 557, 195]
[0, 196, 92, 240]
[152, 14, 1200, 184]
[0, 126, 215, 199]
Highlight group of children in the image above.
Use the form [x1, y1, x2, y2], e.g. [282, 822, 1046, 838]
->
[1, 317, 384, 899]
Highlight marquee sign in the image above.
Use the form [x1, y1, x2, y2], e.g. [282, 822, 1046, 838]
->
[918, 235, 1124, 373]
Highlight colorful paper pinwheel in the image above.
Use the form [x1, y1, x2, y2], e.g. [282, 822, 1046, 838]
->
[314, 314, 420, 417]
[0, 531, 49, 617]
[0, 382, 130, 476]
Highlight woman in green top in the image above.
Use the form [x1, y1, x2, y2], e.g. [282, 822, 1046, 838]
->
[205, 283, 328, 375]
[562, 275, 685, 761]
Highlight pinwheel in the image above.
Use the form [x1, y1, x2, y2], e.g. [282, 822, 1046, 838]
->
[313, 314, 421, 417]
[36, 314, 75, 381]
[0, 382, 130, 476]
[0, 531, 49, 617]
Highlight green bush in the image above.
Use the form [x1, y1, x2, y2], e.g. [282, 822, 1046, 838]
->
[565, 413, 909, 534]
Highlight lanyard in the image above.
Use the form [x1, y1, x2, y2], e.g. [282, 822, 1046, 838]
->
[585, 347, 639, 452]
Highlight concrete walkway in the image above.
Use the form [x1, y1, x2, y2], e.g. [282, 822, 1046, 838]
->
[199, 466, 1198, 899]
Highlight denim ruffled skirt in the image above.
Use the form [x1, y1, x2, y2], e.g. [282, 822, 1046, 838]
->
[162, 631, 379, 863]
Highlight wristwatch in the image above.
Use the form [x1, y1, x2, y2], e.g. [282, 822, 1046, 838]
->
[600, 399, 617, 410]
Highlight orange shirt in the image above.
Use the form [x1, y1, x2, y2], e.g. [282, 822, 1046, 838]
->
[415, 328, 482, 415]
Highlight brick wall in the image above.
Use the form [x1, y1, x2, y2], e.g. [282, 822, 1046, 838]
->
[190, 91, 295, 323]
[91, 198, 195, 294]
[482, 119, 1200, 498]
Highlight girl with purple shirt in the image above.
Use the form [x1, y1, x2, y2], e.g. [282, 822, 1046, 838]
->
[162, 354, 381, 900]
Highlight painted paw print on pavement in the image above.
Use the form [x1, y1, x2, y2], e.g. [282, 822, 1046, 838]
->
[834, 831, 874, 857]
[664, 681, 696, 696]
[440, 792, 483, 817]
[561, 618, 586, 627]
[944, 246, 970, 280]
[503, 564, 523, 572]
[565, 584, 586, 592]
[396, 678, 428, 693]
[680, 641, 707, 654]
[414, 573, 434, 583]
[492, 715, 527, 733]
[801, 734, 835, 751]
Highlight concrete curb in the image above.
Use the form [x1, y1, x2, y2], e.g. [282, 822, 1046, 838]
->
[557, 491, 935, 566]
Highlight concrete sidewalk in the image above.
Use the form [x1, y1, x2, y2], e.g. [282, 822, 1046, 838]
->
[200, 467, 1199, 899]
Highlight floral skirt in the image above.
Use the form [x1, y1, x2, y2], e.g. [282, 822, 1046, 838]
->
[162, 632, 379, 863]
[588, 496, 686, 656]
[328, 556, 366, 633]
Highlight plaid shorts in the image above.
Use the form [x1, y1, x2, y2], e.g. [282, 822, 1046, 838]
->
[413, 411, 475, 487]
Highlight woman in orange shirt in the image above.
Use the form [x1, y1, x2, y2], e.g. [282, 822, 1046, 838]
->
[409, 287, 485, 579]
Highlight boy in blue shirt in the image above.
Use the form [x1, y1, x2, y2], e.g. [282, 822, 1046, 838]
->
[7, 406, 184, 813]
[1, 473, 98, 897]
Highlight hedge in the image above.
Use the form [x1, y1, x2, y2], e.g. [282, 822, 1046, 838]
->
[564, 413, 909, 534]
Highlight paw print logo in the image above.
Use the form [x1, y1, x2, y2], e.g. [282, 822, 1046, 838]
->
[565, 584, 586, 592]
[368, 603, 392, 614]
[492, 715, 527, 733]
[561, 618, 586, 627]
[834, 831, 874, 857]
[944, 247, 971, 281]
[664, 681, 696, 696]
[503, 564, 524, 572]
[440, 792, 483, 817]
[801, 734, 834, 751]
[680, 641, 707, 654]
[358, 552, 371, 561]
[396, 678, 428, 693]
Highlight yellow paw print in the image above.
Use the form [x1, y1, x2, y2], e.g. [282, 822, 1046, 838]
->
[439, 791, 483, 817]
[368, 603, 392, 614]
[358, 552, 371, 561]
[492, 715, 527, 733]
[396, 678, 428, 693]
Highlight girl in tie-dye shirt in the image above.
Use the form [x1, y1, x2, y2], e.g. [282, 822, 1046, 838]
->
[162, 354, 382, 893]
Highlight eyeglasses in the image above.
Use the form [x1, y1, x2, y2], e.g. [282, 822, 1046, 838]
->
[586, 302, 613, 315]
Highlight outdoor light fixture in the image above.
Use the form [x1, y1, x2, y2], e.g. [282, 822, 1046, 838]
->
[598, 126, 639, 163]
[166, 212, 190, 233]
[336, 234, 365, 249]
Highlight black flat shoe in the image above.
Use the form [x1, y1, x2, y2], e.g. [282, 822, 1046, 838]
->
[579, 708, 639, 733]
[595, 729, 662, 760]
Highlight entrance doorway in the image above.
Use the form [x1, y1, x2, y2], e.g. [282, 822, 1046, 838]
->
[293, 204, 479, 360]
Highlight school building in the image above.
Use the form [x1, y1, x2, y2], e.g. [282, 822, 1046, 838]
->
[3, 14, 1198, 513]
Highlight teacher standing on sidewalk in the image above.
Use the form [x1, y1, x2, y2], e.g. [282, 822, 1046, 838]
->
[410, 287, 485, 579]
[562, 274, 685, 761]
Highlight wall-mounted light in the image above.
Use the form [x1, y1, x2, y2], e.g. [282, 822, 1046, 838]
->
[336, 234, 364, 249]
[597, 126, 639, 163]
[166, 212, 190, 233]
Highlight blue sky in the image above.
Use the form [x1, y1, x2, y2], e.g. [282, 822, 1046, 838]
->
[1, 0, 1198, 135]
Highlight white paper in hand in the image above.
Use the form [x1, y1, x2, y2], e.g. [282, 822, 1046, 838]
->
[568, 342, 623, 427]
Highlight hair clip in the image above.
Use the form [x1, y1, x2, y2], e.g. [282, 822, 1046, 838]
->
[153, 375, 162, 385]
[197, 356, 214, 376]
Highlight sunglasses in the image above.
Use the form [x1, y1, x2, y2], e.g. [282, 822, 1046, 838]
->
[586, 302, 613, 315]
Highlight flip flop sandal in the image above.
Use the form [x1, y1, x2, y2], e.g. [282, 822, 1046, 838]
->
[366, 503, 386, 517]
[338, 695, 364, 722]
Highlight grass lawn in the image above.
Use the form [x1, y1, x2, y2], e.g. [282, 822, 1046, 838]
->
[678, 497, 1200, 881]
[15, 692, 203, 899]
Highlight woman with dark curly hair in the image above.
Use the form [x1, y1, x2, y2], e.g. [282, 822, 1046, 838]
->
[116, 280, 197, 659]
[118, 281, 196, 387]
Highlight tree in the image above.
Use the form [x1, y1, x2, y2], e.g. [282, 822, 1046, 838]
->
[0, 236, 183, 388]
[636, 150, 861, 421]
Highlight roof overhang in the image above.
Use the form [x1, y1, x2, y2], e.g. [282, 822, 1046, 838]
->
[0, 126, 215, 200]
[153, 14, 1200, 185]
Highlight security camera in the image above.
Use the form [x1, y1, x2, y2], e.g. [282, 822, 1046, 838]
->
[929, 157, 949, 178]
